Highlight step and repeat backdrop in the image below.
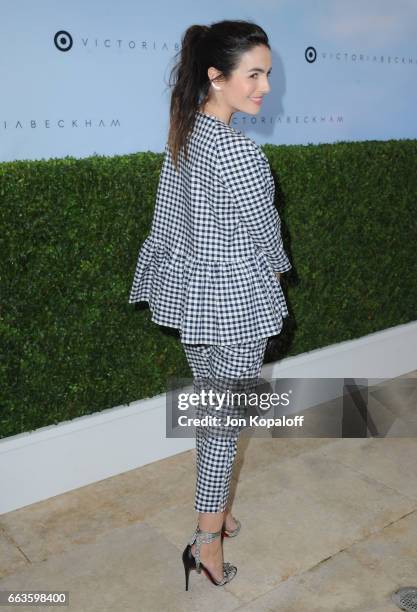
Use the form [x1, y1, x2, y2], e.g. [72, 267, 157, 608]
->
[0, 0, 416, 162]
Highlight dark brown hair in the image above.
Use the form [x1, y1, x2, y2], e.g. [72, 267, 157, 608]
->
[166, 20, 270, 171]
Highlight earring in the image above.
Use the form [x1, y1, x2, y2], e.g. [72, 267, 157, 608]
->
[211, 81, 221, 91]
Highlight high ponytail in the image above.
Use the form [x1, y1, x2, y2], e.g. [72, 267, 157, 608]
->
[166, 20, 270, 171]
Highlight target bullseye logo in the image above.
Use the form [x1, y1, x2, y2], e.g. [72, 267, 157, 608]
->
[305, 46, 317, 63]
[54, 30, 73, 52]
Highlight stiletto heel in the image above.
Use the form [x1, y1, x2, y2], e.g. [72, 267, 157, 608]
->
[182, 540, 197, 591]
[181, 526, 237, 590]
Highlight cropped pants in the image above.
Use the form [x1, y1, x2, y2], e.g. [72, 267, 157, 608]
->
[181, 338, 268, 513]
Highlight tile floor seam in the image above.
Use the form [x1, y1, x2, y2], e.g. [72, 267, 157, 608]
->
[214, 455, 417, 606]
[343, 546, 417, 601]
[0, 520, 183, 583]
[315, 449, 417, 505]
[3, 444, 413, 574]
[142, 516, 195, 551]
[228, 439, 372, 489]
[2, 509, 407, 611]
[0, 525, 32, 565]
[5, 495, 411, 597]
[283, 508, 417, 602]
[226, 508, 416, 610]
[225, 548, 347, 609]
[151, 492, 201, 521]
[356, 506, 417, 536]
[200, 507, 410, 609]
[228, 443, 368, 500]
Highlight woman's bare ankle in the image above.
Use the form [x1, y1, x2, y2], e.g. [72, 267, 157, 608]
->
[190, 509, 226, 579]
[193, 543, 223, 580]
[191, 540, 223, 571]
[203, 539, 222, 556]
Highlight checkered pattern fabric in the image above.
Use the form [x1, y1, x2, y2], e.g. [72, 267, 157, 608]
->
[128, 110, 292, 344]
[182, 337, 268, 513]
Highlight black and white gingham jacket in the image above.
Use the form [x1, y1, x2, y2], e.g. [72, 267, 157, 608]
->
[128, 110, 292, 345]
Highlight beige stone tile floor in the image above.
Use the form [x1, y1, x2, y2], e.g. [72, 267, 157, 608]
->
[0, 371, 416, 611]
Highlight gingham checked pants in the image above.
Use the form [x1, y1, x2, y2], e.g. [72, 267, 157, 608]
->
[181, 338, 269, 513]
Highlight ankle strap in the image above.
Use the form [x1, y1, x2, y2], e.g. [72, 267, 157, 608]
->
[195, 526, 222, 543]
[189, 526, 221, 544]
[188, 526, 222, 572]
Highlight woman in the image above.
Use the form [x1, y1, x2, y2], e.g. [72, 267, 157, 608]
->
[128, 20, 292, 589]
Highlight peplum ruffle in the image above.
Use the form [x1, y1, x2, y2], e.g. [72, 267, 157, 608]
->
[128, 234, 290, 345]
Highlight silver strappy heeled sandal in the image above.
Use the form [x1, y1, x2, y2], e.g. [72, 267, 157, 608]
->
[182, 526, 237, 590]
[222, 515, 241, 538]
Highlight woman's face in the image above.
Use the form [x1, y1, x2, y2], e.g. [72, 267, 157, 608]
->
[213, 44, 272, 116]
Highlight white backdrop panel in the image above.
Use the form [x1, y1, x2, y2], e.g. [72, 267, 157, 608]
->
[0, 0, 416, 161]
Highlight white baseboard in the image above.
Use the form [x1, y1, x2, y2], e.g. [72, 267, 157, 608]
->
[1, 320, 416, 515]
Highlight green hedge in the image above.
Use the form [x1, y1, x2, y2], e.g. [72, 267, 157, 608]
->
[1, 139, 416, 439]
